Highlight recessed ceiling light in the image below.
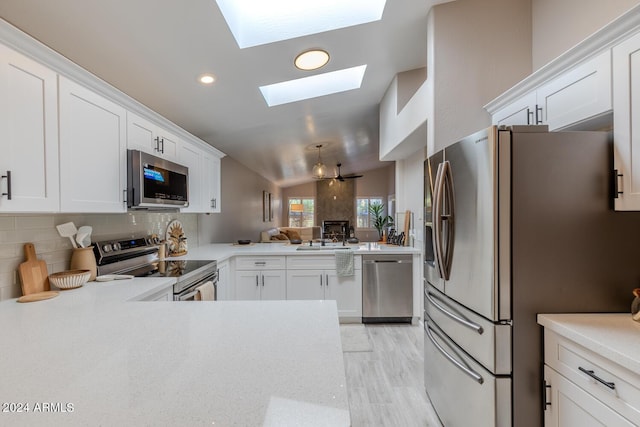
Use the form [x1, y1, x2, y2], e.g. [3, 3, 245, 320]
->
[259, 65, 367, 107]
[198, 74, 216, 85]
[295, 50, 330, 71]
[216, 0, 387, 48]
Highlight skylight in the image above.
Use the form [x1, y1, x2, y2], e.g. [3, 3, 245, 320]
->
[259, 65, 367, 107]
[216, 0, 387, 48]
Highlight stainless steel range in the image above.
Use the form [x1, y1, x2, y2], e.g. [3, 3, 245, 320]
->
[93, 235, 217, 301]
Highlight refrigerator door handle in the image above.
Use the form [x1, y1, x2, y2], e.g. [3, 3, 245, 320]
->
[425, 290, 484, 334]
[424, 320, 484, 384]
[441, 161, 456, 280]
[432, 163, 446, 279]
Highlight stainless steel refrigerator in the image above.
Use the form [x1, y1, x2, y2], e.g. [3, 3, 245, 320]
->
[423, 125, 640, 427]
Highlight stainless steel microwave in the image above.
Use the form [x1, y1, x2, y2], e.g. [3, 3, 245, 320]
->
[127, 150, 189, 209]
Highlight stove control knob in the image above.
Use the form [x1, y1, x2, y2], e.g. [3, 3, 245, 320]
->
[102, 244, 112, 253]
[113, 242, 121, 251]
[151, 236, 160, 245]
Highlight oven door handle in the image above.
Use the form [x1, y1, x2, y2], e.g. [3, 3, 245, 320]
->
[424, 320, 484, 384]
[177, 288, 200, 301]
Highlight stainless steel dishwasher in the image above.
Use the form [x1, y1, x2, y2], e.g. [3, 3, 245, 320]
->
[362, 254, 413, 323]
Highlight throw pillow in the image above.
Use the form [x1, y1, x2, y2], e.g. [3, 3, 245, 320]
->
[286, 229, 301, 241]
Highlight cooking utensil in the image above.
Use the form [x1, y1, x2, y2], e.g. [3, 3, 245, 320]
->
[18, 243, 50, 295]
[56, 222, 78, 248]
[75, 225, 92, 248]
[17, 291, 59, 303]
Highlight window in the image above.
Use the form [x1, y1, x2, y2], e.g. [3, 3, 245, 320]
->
[356, 197, 384, 228]
[288, 198, 315, 227]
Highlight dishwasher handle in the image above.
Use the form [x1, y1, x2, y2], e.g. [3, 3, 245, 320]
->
[363, 259, 412, 264]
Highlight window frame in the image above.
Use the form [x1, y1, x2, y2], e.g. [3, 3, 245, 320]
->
[287, 197, 315, 227]
[355, 196, 386, 229]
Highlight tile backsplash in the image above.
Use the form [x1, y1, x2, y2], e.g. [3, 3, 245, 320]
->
[0, 212, 198, 300]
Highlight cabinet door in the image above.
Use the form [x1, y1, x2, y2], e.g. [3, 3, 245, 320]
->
[613, 31, 640, 211]
[538, 50, 612, 131]
[544, 366, 634, 427]
[492, 92, 536, 126]
[234, 270, 261, 300]
[178, 142, 202, 212]
[59, 77, 127, 212]
[286, 269, 324, 300]
[0, 45, 59, 212]
[261, 270, 286, 300]
[203, 152, 221, 213]
[216, 261, 230, 301]
[326, 269, 363, 318]
[127, 112, 179, 161]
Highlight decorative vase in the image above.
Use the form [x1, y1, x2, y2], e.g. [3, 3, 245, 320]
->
[70, 246, 97, 281]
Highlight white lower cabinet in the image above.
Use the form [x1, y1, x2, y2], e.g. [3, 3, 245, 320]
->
[216, 260, 230, 301]
[235, 270, 286, 300]
[286, 255, 362, 320]
[59, 77, 127, 212]
[234, 256, 286, 301]
[543, 329, 640, 426]
[139, 286, 173, 302]
[0, 44, 59, 212]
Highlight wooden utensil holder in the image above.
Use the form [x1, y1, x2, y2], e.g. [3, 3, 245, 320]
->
[70, 246, 97, 281]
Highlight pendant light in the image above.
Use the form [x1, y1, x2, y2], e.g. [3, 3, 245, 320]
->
[312, 144, 327, 179]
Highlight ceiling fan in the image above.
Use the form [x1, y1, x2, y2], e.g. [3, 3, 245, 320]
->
[319, 163, 363, 181]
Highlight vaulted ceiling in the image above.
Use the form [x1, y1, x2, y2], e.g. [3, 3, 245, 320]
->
[0, 0, 432, 187]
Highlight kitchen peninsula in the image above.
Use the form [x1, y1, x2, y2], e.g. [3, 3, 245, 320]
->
[0, 277, 350, 426]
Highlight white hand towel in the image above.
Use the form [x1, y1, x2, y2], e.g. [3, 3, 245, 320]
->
[335, 250, 354, 277]
[195, 281, 216, 301]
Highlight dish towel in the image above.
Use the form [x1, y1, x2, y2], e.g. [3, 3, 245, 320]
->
[335, 250, 354, 277]
[195, 281, 216, 301]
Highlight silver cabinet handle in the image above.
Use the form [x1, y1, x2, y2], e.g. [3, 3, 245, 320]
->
[320, 275, 323, 287]
[255, 275, 259, 286]
[426, 291, 483, 334]
[527, 108, 533, 125]
[122, 188, 127, 204]
[536, 105, 543, 124]
[154, 136, 161, 152]
[424, 320, 484, 384]
[578, 367, 615, 390]
[1, 171, 11, 200]
[262, 275, 265, 286]
[325, 274, 329, 287]
[254, 261, 266, 266]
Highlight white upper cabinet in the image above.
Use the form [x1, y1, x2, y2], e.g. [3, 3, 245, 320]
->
[537, 50, 612, 130]
[202, 151, 221, 213]
[491, 50, 612, 130]
[0, 45, 59, 212]
[177, 141, 203, 213]
[126, 112, 178, 161]
[59, 77, 127, 212]
[493, 92, 537, 126]
[613, 31, 640, 211]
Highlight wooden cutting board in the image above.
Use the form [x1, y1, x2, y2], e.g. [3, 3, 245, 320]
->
[18, 243, 50, 295]
[403, 210, 411, 246]
[17, 291, 59, 303]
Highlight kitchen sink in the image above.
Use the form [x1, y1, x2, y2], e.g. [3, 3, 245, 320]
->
[295, 246, 352, 251]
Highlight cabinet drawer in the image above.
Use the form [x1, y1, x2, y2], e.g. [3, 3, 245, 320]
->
[235, 256, 285, 270]
[286, 255, 361, 270]
[545, 330, 640, 424]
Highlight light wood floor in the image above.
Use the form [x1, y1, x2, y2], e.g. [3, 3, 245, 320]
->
[342, 323, 443, 427]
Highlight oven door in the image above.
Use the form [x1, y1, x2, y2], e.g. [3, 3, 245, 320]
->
[174, 271, 218, 301]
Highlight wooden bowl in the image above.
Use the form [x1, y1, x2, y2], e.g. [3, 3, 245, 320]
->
[49, 269, 91, 290]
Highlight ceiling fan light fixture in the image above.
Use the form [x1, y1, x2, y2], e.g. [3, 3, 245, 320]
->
[295, 49, 330, 71]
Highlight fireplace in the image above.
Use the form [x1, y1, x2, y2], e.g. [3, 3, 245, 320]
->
[322, 220, 349, 241]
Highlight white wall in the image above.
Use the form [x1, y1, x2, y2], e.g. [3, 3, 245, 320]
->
[395, 147, 426, 249]
[532, 0, 640, 70]
[197, 156, 281, 244]
[429, 0, 532, 152]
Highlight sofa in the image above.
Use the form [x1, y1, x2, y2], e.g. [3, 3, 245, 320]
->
[260, 226, 321, 243]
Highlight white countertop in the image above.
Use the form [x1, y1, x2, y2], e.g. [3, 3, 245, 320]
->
[0, 278, 350, 426]
[171, 242, 420, 263]
[538, 313, 640, 376]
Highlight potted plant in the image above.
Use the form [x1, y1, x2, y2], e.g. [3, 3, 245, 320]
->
[369, 202, 394, 241]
